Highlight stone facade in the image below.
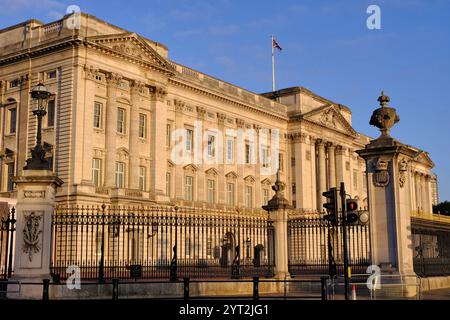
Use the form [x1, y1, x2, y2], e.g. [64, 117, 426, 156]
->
[0, 13, 436, 213]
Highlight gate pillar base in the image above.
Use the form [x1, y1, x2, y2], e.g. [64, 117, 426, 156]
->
[9, 170, 62, 300]
[370, 269, 419, 299]
[262, 173, 292, 281]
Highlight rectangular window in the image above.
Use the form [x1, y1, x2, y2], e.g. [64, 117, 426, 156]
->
[115, 162, 125, 188]
[47, 70, 57, 79]
[207, 179, 215, 204]
[47, 99, 55, 127]
[9, 79, 19, 88]
[292, 183, 296, 195]
[166, 123, 171, 147]
[291, 157, 296, 167]
[263, 189, 270, 206]
[117, 108, 126, 134]
[278, 153, 284, 171]
[185, 129, 193, 152]
[226, 138, 234, 164]
[139, 113, 147, 138]
[139, 166, 146, 191]
[261, 146, 268, 168]
[185, 176, 193, 201]
[227, 183, 235, 207]
[166, 172, 171, 196]
[207, 134, 215, 157]
[7, 163, 15, 192]
[245, 143, 251, 164]
[93, 102, 102, 129]
[245, 186, 253, 208]
[8, 108, 16, 134]
[92, 158, 101, 187]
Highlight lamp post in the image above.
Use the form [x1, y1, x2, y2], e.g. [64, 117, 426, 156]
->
[24, 82, 52, 170]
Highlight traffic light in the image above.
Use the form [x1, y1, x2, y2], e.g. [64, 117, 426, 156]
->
[323, 187, 338, 225]
[346, 199, 359, 225]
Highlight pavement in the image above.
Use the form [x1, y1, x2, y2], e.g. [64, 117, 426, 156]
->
[422, 288, 450, 300]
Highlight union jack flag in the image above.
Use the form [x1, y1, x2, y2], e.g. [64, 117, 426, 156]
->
[272, 38, 282, 51]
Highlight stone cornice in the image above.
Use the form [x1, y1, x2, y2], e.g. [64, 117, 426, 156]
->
[168, 77, 288, 122]
[0, 36, 83, 67]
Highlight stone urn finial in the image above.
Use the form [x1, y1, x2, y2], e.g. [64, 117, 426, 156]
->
[369, 91, 400, 138]
[263, 170, 292, 212]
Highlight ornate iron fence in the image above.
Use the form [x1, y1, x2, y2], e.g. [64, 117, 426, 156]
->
[50, 205, 274, 281]
[412, 218, 450, 277]
[0, 207, 16, 280]
[288, 214, 371, 276]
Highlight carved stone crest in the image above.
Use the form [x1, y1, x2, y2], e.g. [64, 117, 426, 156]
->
[22, 212, 43, 262]
[319, 109, 336, 128]
[372, 158, 390, 187]
[398, 159, 408, 188]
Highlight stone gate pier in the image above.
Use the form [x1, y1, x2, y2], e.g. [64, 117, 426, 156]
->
[357, 92, 422, 297]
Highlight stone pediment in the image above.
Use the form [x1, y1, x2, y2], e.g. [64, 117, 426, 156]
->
[413, 151, 435, 168]
[225, 171, 238, 179]
[244, 175, 256, 183]
[87, 32, 175, 74]
[183, 164, 198, 172]
[301, 105, 357, 137]
[205, 168, 218, 176]
[261, 178, 272, 186]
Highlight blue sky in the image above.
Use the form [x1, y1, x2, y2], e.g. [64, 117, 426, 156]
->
[1, 0, 449, 201]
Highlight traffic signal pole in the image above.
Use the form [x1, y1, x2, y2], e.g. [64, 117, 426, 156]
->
[340, 182, 350, 300]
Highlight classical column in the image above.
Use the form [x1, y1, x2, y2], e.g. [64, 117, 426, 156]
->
[129, 80, 144, 190]
[173, 99, 185, 201]
[309, 136, 317, 211]
[293, 133, 303, 209]
[335, 145, 345, 187]
[317, 139, 327, 210]
[328, 143, 336, 188]
[217, 113, 226, 205]
[421, 174, 429, 214]
[150, 85, 169, 202]
[104, 73, 122, 188]
[414, 172, 421, 211]
[195, 106, 206, 203]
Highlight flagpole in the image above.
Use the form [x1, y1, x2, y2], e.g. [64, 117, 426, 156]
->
[271, 35, 276, 91]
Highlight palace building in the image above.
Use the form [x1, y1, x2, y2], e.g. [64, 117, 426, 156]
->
[0, 13, 437, 215]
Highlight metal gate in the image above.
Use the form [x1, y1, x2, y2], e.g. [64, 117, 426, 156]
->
[50, 205, 275, 281]
[412, 218, 450, 276]
[288, 214, 371, 276]
[0, 207, 16, 280]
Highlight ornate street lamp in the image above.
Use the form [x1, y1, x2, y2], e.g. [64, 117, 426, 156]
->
[24, 82, 52, 170]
